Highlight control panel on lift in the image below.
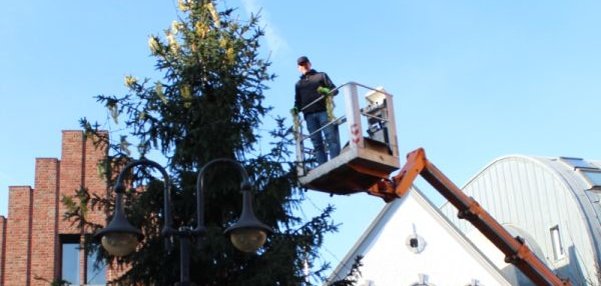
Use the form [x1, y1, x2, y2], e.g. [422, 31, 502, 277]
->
[293, 82, 400, 195]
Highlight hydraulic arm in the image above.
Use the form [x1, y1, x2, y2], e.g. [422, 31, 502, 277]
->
[367, 148, 571, 286]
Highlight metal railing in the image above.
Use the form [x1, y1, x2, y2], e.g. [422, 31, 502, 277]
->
[293, 82, 397, 176]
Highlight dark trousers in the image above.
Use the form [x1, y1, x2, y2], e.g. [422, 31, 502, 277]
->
[305, 111, 340, 164]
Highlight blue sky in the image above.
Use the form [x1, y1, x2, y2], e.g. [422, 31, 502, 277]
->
[2, 0, 601, 280]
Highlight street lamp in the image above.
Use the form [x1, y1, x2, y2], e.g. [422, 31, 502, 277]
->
[94, 158, 272, 285]
[197, 158, 272, 253]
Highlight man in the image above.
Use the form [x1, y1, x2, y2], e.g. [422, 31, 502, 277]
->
[294, 56, 340, 165]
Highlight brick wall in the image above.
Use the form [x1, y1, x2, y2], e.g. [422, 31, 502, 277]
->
[4, 186, 33, 286]
[30, 158, 60, 284]
[58, 131, 85, 235]
[0, 215, 6, 285]
[1, 130, 110, 286]
[81, 132, 109, 284]
[82, 131, 109, 229]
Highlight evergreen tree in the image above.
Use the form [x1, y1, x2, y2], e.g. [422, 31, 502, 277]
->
[68, 0, 351, 285]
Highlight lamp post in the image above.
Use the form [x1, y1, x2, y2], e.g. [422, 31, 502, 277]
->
[94, 158, 272, 286]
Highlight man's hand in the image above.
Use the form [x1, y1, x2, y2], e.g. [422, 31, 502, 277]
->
[290, 106, 299, 115]
[317, 86, 331, 95]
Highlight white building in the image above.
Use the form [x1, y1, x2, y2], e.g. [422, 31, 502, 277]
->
[329, 188, 510, 285]
[329, 155, 601, 285]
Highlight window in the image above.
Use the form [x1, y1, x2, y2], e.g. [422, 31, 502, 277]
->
[558, 156, 601, 191]
[61, 235, 80, 285]
[578, 169, 601, 191]
[86, 249, 107, 285]
[60, 235, 107, 285]
[550, 226, 565, 260]
[559, 157, 595, 169]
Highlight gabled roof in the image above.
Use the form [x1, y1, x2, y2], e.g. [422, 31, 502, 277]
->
[328, 187, 510, 285]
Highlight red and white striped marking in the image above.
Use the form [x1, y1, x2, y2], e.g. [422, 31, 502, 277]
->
[351, 123, 360, 144]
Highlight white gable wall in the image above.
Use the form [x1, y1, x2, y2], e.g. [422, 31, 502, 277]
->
[332, 189, 509, 286]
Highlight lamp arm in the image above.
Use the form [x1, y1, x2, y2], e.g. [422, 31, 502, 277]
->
[195, 158, 250, 233]
[114, 159, 174, 234]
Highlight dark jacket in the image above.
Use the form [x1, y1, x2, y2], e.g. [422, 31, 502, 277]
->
[295, 69, 338, 114]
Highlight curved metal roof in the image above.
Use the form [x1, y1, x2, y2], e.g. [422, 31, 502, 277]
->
[440, 155, 601, 285]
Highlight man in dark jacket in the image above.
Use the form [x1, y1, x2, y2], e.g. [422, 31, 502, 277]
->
[294, 56, 340, 165]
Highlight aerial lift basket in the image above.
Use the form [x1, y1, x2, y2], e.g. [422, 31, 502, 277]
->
[294, 82, 400, 194]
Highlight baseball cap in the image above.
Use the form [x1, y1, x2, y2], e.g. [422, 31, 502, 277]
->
[297, 56, 309, 65]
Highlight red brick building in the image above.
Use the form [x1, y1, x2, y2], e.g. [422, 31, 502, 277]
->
[0, 130, 110, 286]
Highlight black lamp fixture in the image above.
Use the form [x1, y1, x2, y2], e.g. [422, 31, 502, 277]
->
[196, 158, 272, 253]
[94, 158, 272, 285]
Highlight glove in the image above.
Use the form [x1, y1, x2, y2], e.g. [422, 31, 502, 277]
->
[317, 86, 331, 95]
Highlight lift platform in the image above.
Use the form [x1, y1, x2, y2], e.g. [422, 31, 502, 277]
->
[294, 82, 400, 194]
